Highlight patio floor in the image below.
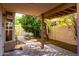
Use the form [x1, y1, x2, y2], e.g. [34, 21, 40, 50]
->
[4, 38, 77, 56]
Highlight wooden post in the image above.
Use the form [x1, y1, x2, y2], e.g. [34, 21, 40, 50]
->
[41, 14, 45, 49]
[77, 3, 79, 56]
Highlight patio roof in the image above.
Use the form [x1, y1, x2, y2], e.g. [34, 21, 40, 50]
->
[0, 3, 76, 18]
[44, 3, 76, 19]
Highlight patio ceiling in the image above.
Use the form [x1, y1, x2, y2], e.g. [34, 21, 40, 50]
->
[1, 3, 76, 18]
[44, 3, 76, 19]
[1, 3, 61, 16]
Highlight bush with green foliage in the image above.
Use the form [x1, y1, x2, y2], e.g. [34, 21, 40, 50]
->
[16, 15, 41, 37]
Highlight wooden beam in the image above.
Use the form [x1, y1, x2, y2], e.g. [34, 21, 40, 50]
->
[65, 9, 75, 13]
[45, 7, 76, 19]
[44, 3, 76, 18]
[68, 8, 76, 12]
[64, 10, 72, 14]
[46, 11, 67, 19]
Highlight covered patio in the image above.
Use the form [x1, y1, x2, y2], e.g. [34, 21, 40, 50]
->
[0, 3, 77, 56]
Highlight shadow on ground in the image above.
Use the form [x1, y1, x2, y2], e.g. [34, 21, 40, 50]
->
[46, 39, 77, 53]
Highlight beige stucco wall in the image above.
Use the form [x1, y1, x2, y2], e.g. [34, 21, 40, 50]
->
[48, 25, 77, 45]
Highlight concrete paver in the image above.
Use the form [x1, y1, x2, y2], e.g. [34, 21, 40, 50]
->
[4, 39, 77, 56]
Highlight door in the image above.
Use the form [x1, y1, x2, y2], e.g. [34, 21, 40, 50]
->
[0, 11, 3, 55]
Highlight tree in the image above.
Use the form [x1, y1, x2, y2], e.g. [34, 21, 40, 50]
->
[17, 15, 41, 37]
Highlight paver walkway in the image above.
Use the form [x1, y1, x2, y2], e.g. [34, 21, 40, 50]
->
[4, 38, 77, 56]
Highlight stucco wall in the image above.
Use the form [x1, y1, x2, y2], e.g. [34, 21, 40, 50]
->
[48, 25, 77, 45]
